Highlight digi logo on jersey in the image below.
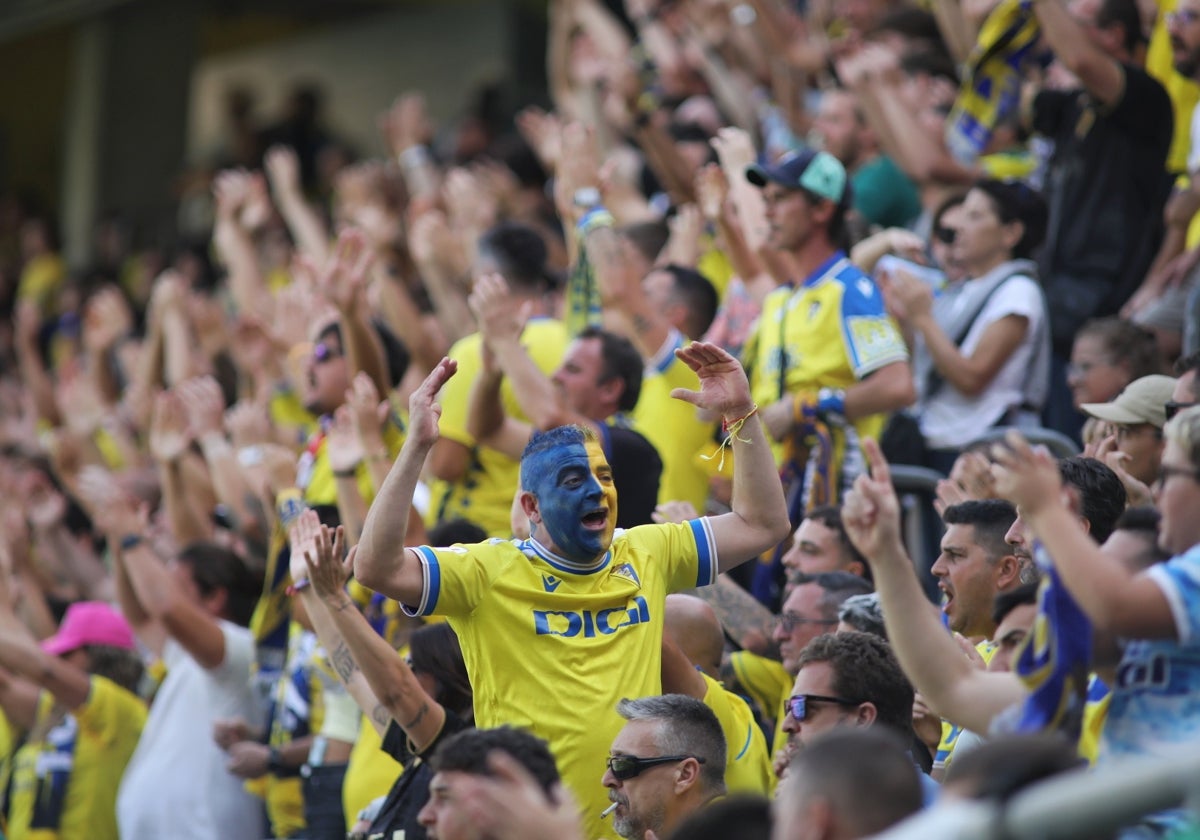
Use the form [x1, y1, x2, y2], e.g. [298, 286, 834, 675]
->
[532, 596, 651, 638]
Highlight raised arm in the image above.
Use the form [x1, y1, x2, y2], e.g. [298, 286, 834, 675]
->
[80, 468, 230, 670]
[354, 358, 457, 601]
[0, 568, 92, 710]
[672, 342, 790, 572]
[316, 229, 389, 398]
[466, 343, 533, 461]
[212, 170, 272, 318]
[297, 515, 446, 748]
[1031, 0, 1126, 107]
[263, 145, 331, 264]
[842, 439, 1027, 734]
[469, 273, 594, 434]
[150, 388, 215, 546]
[991, 432, 1176, 639]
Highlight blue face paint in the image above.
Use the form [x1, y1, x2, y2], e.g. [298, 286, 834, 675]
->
[526, 439, 618, 564]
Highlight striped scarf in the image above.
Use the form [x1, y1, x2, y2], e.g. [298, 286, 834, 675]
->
[1007, 543, 1092, 741]
[945, 0, 1042, 166]
[564, 208, 614, 337]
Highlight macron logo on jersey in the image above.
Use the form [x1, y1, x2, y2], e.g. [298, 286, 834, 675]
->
[856, 278, 874, 298]
[542, 575, 561, 593]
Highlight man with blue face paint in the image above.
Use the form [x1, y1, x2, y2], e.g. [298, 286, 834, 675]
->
[353, 343, 790, 840]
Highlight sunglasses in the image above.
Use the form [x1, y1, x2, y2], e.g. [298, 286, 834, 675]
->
[933, 226, 957, 245]
[312, 342, 343, 364]
[1168, 9, 1200, 26]
[605, 754, 704, 781]
[787, 693, 860, 722]
[1166, 401, 1196, 421]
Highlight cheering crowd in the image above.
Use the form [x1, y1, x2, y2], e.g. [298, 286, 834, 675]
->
[2, 0, 1200, 837]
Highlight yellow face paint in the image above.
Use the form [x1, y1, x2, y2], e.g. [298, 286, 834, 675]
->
[585, 438, 619, 550]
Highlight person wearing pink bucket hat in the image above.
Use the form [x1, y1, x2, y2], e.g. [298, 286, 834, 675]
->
[0, 580, 147, 840]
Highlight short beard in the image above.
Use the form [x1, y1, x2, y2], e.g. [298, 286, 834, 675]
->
[614, 801, 666, 840]
[1176, 45, 1200, 79]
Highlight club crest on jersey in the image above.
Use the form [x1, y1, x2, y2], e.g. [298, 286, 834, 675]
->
[611, 563, 641, 588]
[542, 574, 562, 593]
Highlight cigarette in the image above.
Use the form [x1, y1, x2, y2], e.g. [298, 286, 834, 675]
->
[601, 802, 619, 818]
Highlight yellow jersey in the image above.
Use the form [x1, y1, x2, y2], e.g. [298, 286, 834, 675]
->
[745, 254, 908, 464]
[428, 320, 569, 536]
[1148, 0, 1200, 176]
[700, 674, 773, 796]
[633, 331, 718, 511]
[299, 411, 405, 507]
[405, 519, 719, 839]
[8, 676, 146, 840]
[933, 640, 997, 774]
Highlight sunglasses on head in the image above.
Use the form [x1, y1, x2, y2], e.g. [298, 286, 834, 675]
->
[1166, 401, 1196, 421]
[787, 693, 860, 722]
[605, 754, 704, 781]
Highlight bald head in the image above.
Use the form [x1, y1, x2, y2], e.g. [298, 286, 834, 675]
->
[666, 594, 726, 678]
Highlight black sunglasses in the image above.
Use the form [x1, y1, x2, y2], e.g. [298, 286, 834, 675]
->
[1166, 401, 1196, 421]
[787, 693, 861, 722]
[933, 226, 957, 245]
[606, 754, 704, 781]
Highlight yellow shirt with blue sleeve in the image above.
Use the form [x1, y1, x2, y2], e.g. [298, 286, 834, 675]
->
[745, 253, 908, 465]
[699, 673, 773, 795]
[728, 650, 793, 773]
[403, 519, 718, 840]
[8, 676, 146, 840]
[632, 330, 718, 511]
[427, 320, 569, 536]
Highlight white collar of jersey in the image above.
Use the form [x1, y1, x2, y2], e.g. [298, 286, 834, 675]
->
[794, 254, 850, 291]
[520, 536, 613, 575]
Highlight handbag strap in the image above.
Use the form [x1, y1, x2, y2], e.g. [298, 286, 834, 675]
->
[924, 271, 1022, 401]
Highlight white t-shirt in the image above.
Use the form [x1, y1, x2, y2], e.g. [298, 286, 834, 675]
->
[1187, 101, 1200, 175]
[920, 275, 1047, 449]
[117, 621, 265, 840]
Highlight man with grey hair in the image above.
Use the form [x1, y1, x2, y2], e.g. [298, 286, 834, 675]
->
[602, 694, 728, 840]
[837, 593, 886, 639]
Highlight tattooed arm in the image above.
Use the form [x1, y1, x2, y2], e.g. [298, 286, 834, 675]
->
[686, 576, 781, 660]
[294, 513, 446, 747]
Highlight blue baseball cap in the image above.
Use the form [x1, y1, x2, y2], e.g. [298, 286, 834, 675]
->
[746, 148, 848, 204]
